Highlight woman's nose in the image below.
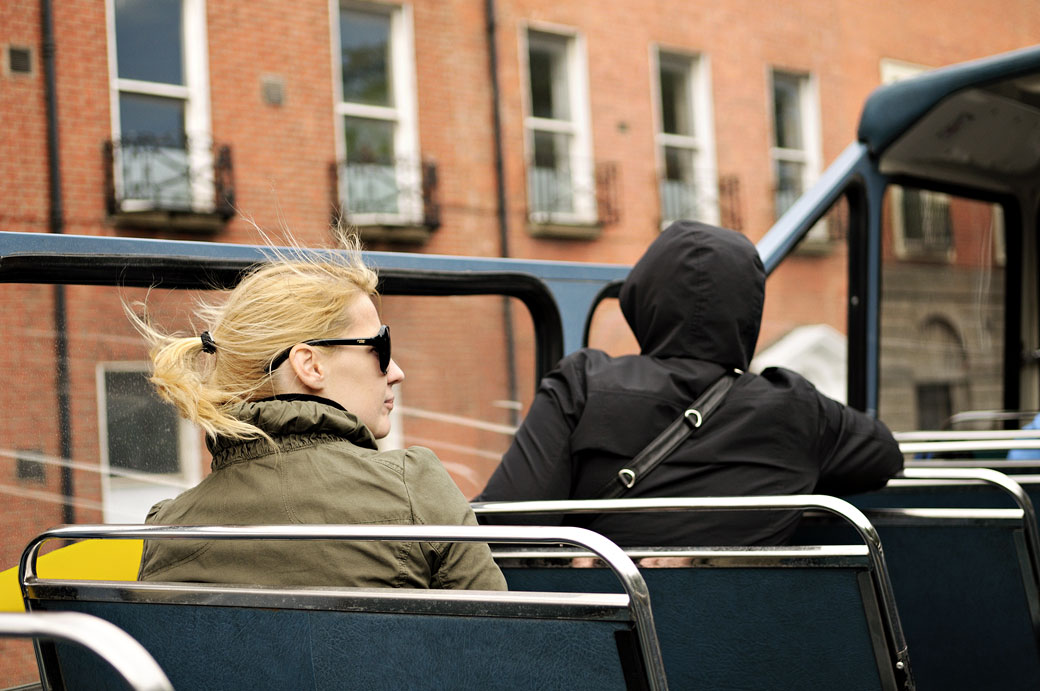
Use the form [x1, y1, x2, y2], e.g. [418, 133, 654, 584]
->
[387, 358, 405, 384]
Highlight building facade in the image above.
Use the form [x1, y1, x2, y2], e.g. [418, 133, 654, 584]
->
[2, 0, 1039, 683]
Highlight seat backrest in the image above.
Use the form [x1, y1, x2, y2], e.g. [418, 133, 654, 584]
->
[20, 523, 666, 691]
[498, 546, 895, 690]
[474, 495, 912, 690]
[29, 582, 643, 691]
[796, 502, 1040, 691]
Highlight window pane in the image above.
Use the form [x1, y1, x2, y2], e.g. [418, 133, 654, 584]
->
[0, 282, 206, 535]
[105, 371, 180, 474]
[344, 116, 398, 214]
[340, 7, 392, 107]
[345, 116, 394, 163]
[755, 194, 850, 403]
[119, 93, 186, 146]
[528, 33, 569, 121]
[880, 189, 1005, 431]
[660, 146, 697, 221]
[659, 60, 692, 136]
[119, 93, 190, 206]
[774, 159, 804, 219]
[772, 72, 803, 150]
[115, 0, 183, 85]
[530, 130, 573, 214]
[370, 294, 538, 500]
[900, 187, 953, 253]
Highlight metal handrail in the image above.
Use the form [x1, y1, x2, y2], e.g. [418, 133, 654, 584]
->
[897, 430, 1040, 441]
[21, 523, 668, 691]
[0, 611, 172, 691]
[900, 439, 1040, 455]
[943, 410, 1040, 429]
[471, 494, 910, 687]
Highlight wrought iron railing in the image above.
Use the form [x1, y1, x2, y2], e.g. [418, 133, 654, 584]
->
[526, 160, 619, 226]
[331, 157, 440, 230]
[104, 136, 235, 220]
[657, 173, 742, 231]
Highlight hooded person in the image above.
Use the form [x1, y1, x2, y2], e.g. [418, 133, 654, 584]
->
[476, 220, 902, 546]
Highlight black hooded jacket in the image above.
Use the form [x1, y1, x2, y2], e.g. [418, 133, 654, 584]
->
[477, 221, 903, 546]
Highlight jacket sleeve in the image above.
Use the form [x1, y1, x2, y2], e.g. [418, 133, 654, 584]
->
[473, 353, 589, 524]
[406, 448, 507, 591]
[813, 391, 904, 495]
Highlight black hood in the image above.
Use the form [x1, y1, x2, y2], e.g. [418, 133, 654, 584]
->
[619, 221, 764, 369]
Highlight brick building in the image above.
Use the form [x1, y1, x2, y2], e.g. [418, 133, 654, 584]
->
[2, 0, 1039, 683]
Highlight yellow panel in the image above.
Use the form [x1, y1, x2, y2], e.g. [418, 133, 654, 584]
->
[0, 540, 143, 612]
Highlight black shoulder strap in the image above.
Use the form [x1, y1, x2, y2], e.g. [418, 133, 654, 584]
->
[592, 369, 741, 500]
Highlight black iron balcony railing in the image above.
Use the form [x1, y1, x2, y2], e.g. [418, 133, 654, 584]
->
[526, 160, 619, 227]
[104, 136, 235, 222]
[658, 173, 743, 231]
[330, 157, 440, 231]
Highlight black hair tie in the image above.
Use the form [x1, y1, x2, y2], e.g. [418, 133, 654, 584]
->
[200, 331, 217, 354]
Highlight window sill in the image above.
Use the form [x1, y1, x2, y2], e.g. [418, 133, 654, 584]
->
[109, 209, 229, 233]
[526, 221, 602, 240]
[355, 224, 434, 246]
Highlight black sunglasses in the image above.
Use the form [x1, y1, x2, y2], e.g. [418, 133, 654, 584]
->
[269, 325, 391, 374]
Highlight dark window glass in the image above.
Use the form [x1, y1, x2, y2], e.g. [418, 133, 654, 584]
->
[119, 92, 186, 146]
[772, 72, 803, 149]
[341, 8, 392, 106]
[529, 46, 555, 119]
[115, 0, 183, 85]
[660, 61, 691, 135]
[105, 371, 180, 474]
[915, 383, 953, 430]
[774, 159, 804, 219]
[902, 189, 953, 251]
[528, 33, 569, 121]
[345, 116, 394, 164]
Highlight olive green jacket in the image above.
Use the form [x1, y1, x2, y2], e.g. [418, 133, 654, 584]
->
[138, 395, 506, 590]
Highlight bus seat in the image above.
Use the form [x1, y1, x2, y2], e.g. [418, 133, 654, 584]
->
[498, 547, 894, 690]
[474, 495, 911, 690]
[19, 524, 667, 691]
[795, 470, 1040, 690]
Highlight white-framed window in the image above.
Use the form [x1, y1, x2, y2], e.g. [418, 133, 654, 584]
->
[522, 26, 596, 225]
[97, 364, 200, 523]
[653, 48, 717, 227]
[333, 1, 421, 226]
[770, 69, 821, 222]
[880, 59, 956, 260]
[106, 0, 213, 212]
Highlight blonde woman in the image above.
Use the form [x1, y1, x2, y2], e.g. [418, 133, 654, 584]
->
[131, 243, 505, 590]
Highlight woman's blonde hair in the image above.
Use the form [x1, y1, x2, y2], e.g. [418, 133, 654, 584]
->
[127, 237, 379, 441]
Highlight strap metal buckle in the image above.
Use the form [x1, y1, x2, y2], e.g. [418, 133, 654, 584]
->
[618, 468, 636, 488]
[684, 408, 703, 428]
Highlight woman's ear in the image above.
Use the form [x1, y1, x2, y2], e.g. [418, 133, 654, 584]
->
[287, 345, 326, 392]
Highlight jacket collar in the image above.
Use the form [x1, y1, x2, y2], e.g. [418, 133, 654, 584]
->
[208, 395, 378, 469]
